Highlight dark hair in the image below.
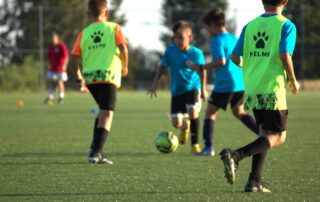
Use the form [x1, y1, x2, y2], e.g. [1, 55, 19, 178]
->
[262, 0, 286, 6]
[172, 21, 192, 34]
[202, 9, 225, 27]
[51, 31, 58, 37]
[88, 0, 108, 18]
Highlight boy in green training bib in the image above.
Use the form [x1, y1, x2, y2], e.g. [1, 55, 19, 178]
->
[219, 0, 300, 192]
[71, 0, 128, 164]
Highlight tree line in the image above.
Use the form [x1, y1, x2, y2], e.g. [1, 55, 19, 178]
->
[0, 0, 318, 91]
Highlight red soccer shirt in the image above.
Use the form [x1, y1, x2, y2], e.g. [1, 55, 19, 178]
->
[48, 42, 69, 72]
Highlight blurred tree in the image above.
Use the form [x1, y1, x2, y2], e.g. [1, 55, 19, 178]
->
[161, 0, 228, 54]
[284, 0, 320, 79]
[0, 0, 126, 64]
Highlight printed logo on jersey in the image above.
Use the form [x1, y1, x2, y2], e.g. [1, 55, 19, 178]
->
[250, 31, 270, 57]
[253, 32, 269, 49]
[88, 31, 106, 50]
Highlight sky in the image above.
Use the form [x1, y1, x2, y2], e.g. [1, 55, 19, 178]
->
[119, 0, 264, 51]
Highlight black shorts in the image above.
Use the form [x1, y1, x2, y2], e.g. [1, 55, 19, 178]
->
[171, 90, 201, 115]
[208, 91, 244, 110]
[253, 110, 288, 132]
[87, 84, 117, 111]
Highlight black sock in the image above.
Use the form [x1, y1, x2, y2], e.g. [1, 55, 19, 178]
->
[241, 114, 259, 135]
[233, 136, 270, 162]
[94, 128, 109, 153]
[250, 151, 267, 183]
[203, 119, 214, 147]
[190, 118, 199, 145]
[90, 118, 99, 150]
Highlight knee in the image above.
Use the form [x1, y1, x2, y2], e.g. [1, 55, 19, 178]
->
[171, 119, 182, 128]
[232, 109, 245, 120]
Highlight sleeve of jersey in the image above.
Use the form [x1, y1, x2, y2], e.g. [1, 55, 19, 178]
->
[115, 25, 128, 46]
[232, 25, 247, 57]
[161, 48, 169, 69]
[195, 49, 206, 65]
[61, 43, 69, 57]
[211, 38, 225, 60]
[280, 20, 297, 55]
[71, 32, 83, 57]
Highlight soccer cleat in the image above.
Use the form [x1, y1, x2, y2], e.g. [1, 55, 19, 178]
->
[88, 152, 113, 164]
[219, 148, 237, 185]
[191, 144, 201, 154]
[179, 120, 190, 144]
[198, 146, 215, 156]
[244, 181, 271, 193]
[44, 97, 54, 105]
[57, 97, 64, 104]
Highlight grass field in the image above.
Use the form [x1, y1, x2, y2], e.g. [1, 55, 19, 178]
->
[0, 90, 319, 201]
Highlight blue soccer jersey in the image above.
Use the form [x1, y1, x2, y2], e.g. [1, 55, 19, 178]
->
[211, 32, 244, 92]
[233, 14, 297, 56]
[162, 45, 205, 96]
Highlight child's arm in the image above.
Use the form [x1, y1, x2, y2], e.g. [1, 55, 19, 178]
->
[200, 69, 208, 100]
[231, 54, 242, 67]
[188, 58, 226, 72]
[280, 52, 300, 94]
[203, 58, 226, 70]
[147, 64, 165, 98]
[118, 44, 128, 77]
[71, 54, 87, 92]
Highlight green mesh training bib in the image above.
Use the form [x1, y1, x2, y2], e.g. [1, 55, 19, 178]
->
[243, 15, 287, 110]
[80, 21, 122, 87]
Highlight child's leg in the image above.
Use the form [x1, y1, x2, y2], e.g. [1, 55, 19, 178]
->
[171, 114, 184, 129]
[187, 107, 199, 145]
[231, 93, 259, 135]
[57, 80, 65, 99]
[93, 109, 113, 153]
[87, 84, 117, 155]
[47, 79, 55, 100]
[203, 103, 219, 148]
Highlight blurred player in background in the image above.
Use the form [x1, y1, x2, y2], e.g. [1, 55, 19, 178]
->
[220, 0, 300, 192]
[71, 0, 128, 164]
[44, 32, 69, 105]
[147, 21, 207, 155]
[189, 9, 259, 156]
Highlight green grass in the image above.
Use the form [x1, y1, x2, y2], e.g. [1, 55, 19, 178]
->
[0, 90, 319, 201]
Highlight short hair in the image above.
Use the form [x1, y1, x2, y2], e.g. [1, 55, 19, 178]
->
[51, 31, 58, 37]
[262, 0, 286, 6]
[202, 9, 225, 27]
[88, 0, 108, 18]
[172, 21, 192, 34]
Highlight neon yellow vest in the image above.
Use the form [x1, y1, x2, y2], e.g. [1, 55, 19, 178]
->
[80, 21, 122, 87]
[243, 15, 287, 110]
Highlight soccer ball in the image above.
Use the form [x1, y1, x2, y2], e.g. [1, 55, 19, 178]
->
[155, 131, 179, 153]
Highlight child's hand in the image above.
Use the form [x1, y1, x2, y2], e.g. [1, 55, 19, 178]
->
[186, 60, 200, 72]
[122, 67, 128, 77]
[289, 80, 300, 94]
[201, 89, 208, 101]
[146, 86, 157, 98]
[80, 86, 89, 93]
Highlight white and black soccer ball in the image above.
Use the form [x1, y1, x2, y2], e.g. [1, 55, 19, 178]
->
[155, 131, 179, 153]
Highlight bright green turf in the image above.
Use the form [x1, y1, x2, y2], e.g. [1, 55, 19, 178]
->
[0, 91, 319, 201]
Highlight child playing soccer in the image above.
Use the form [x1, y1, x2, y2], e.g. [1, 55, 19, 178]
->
[189, 9, 259, 156]
[220, 0, 300, 192]
[147, 21, 207, 154]
[71, 0, 128, 164]
[44, 32, 69, 105]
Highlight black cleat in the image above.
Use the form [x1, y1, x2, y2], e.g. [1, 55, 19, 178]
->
[219, 148, 237, 185]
